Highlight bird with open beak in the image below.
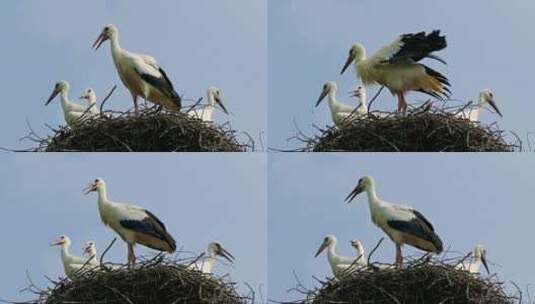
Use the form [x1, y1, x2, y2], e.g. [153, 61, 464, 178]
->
[346, 176, 443, 267]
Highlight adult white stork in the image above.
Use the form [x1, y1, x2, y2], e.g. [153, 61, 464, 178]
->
[316, 81, 367, 127]
[456, 89, 502, 122]
[79, 88, 100, 116]
[314, 235, 367, 278]
[84, 178, 177, 266]
[340, 31, 451, 113]
[83, 241, 99, 267]
[187, 87, 229, 122]
[50, 235, 91, 279]
[45, 81, 95, 126]
[93, 24, 181, 114]
[189, 241, 235, 274]
[456, 244, 490, 274]
[345, 176, 443, 267]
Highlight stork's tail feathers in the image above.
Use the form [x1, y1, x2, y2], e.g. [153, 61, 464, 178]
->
[419, 64, 450, 100]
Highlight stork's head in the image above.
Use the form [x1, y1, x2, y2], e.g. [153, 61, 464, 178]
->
[207, 241, 235, 263]
[83, 241, 97, 256]
[350, 239, 364, 253]
[314, 234, 336, 257]
[84, 178, 105, 195]
[93, 24, 118, 50]
[50, 235, 71, 247]
[479, 89, 502, 117]
[351, 85, 366, 100]
[345, 175, 374, 203]
[207, 87, 229, 114]
[341, 43, 365, 75]
[79, 88, 96, 102]
[45, 81, 69, 106]
[474, 244, 489, 274]
[315, 81, 337, 107]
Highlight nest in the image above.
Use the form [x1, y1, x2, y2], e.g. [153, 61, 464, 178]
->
[294, 257, 516, 304]
[299, 104, 518, 152]
[32, 109, 248, 152]
[35, 256, 248, 304]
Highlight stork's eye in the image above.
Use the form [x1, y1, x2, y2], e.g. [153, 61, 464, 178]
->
[94, 179, 99, 182]
[489, 93, 493, 97]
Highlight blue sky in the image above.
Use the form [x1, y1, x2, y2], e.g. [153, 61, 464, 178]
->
[0, 153, 266, 302]
[268, 0, 535, 149]
[0, 0, 266, 149]
[268, 153, 535, 302]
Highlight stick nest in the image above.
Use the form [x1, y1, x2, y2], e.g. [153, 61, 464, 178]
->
[299, 105, 518, 152]
[34, 109, 249, 152]
[293, 258, 516, 304]
[38, 256, 248, 304]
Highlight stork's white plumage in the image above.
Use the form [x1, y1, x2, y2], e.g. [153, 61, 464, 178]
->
[340, 31, 450, 113]
[456, 89, 502, 122]
[45, 81, 95, 126]
[316, 81, 366, 127]
[84, 178, 177, 266]
[188, 87, 229, 122]
[456, 244, 490, 274]
[314, 235, 367, 278]
[93, 24, 181, 114]
[189, 241, 235, 274]
[79, 88, 100, 116]
[83, 241, 99, 267]
[50, 235, 91, 279]
[350, 85, 368, 116]
[345, 176, 443, 267]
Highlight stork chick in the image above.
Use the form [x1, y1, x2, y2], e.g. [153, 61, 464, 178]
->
[189, 241, 235, 274]
[45, 81, 93, 126]
[50, 235, 90, 279]
[316, 81, 365, 128]
[83, 241, 99, 267]
[79, 88, 100, 116]
[188, 87, 229, 122]
[93, 24, 181, 114]
[345, 176, 443, 267]
[341, 31, 450, 113]
[456, 89, 502, 122]
[457, 244, 490, 274]
[315, 235, 367, 278]
[84, 178, 177, 266]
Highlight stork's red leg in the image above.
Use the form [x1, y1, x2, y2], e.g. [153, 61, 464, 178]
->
[396, 93, 408, 113]
[131, 93, 139, 115]
[128, 244, 136, 266]
[395, 244, 402, 267]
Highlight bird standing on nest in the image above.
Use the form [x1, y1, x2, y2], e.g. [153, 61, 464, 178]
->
[187, 87, 229, 122]
[340, 31, 451, 113]
[456, 244, 490, 274]
[316, 81, 367, 128]
[45, 81, 97, 126]
[189, 241, 235, 274]
[315, 235, 367, 278]
[345, 176, 443, 267]
[456, 89, 502, 122]
[84, 178, 177, 266]
[93, 24, 182, 114]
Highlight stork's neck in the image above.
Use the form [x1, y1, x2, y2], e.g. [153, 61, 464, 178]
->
[61, 243, 72, 262]
[88, 249, 98, 264]
[357, 94, 367, 112]
[201, 256, 216, 273]
[88, 95, 97, 107]
[355, 245, 365, 259]
[207, 93, 216, 107]
[327, 91, 343, 112]
[365, 182, 382, 211]
[109, 34, 122, 58]
[326, 242, 339, 264]
[59, 90, 71, 110]
[96, 185, 110, 206]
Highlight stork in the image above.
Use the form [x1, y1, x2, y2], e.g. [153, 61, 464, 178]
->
[345, 176, 443, 267]
[84, 178, 177, 266]
[45, 81, 94, 126]
[83, 241, 99, 267]
[456, 89, 502, 121]
[79, 88, 100, 116]
[50, 235, 90, 279]
[316, 81, 367, 128]
[350, 85, 368, 116]
[340, 31, 450, 113]
[93, 24, 181, 114]
[349, 239, 367, 267]
[188, 87, 229, 122]
[189, 241, 235, 274]
[456, 244, 490, 274]
[314, 235, 367, 278]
